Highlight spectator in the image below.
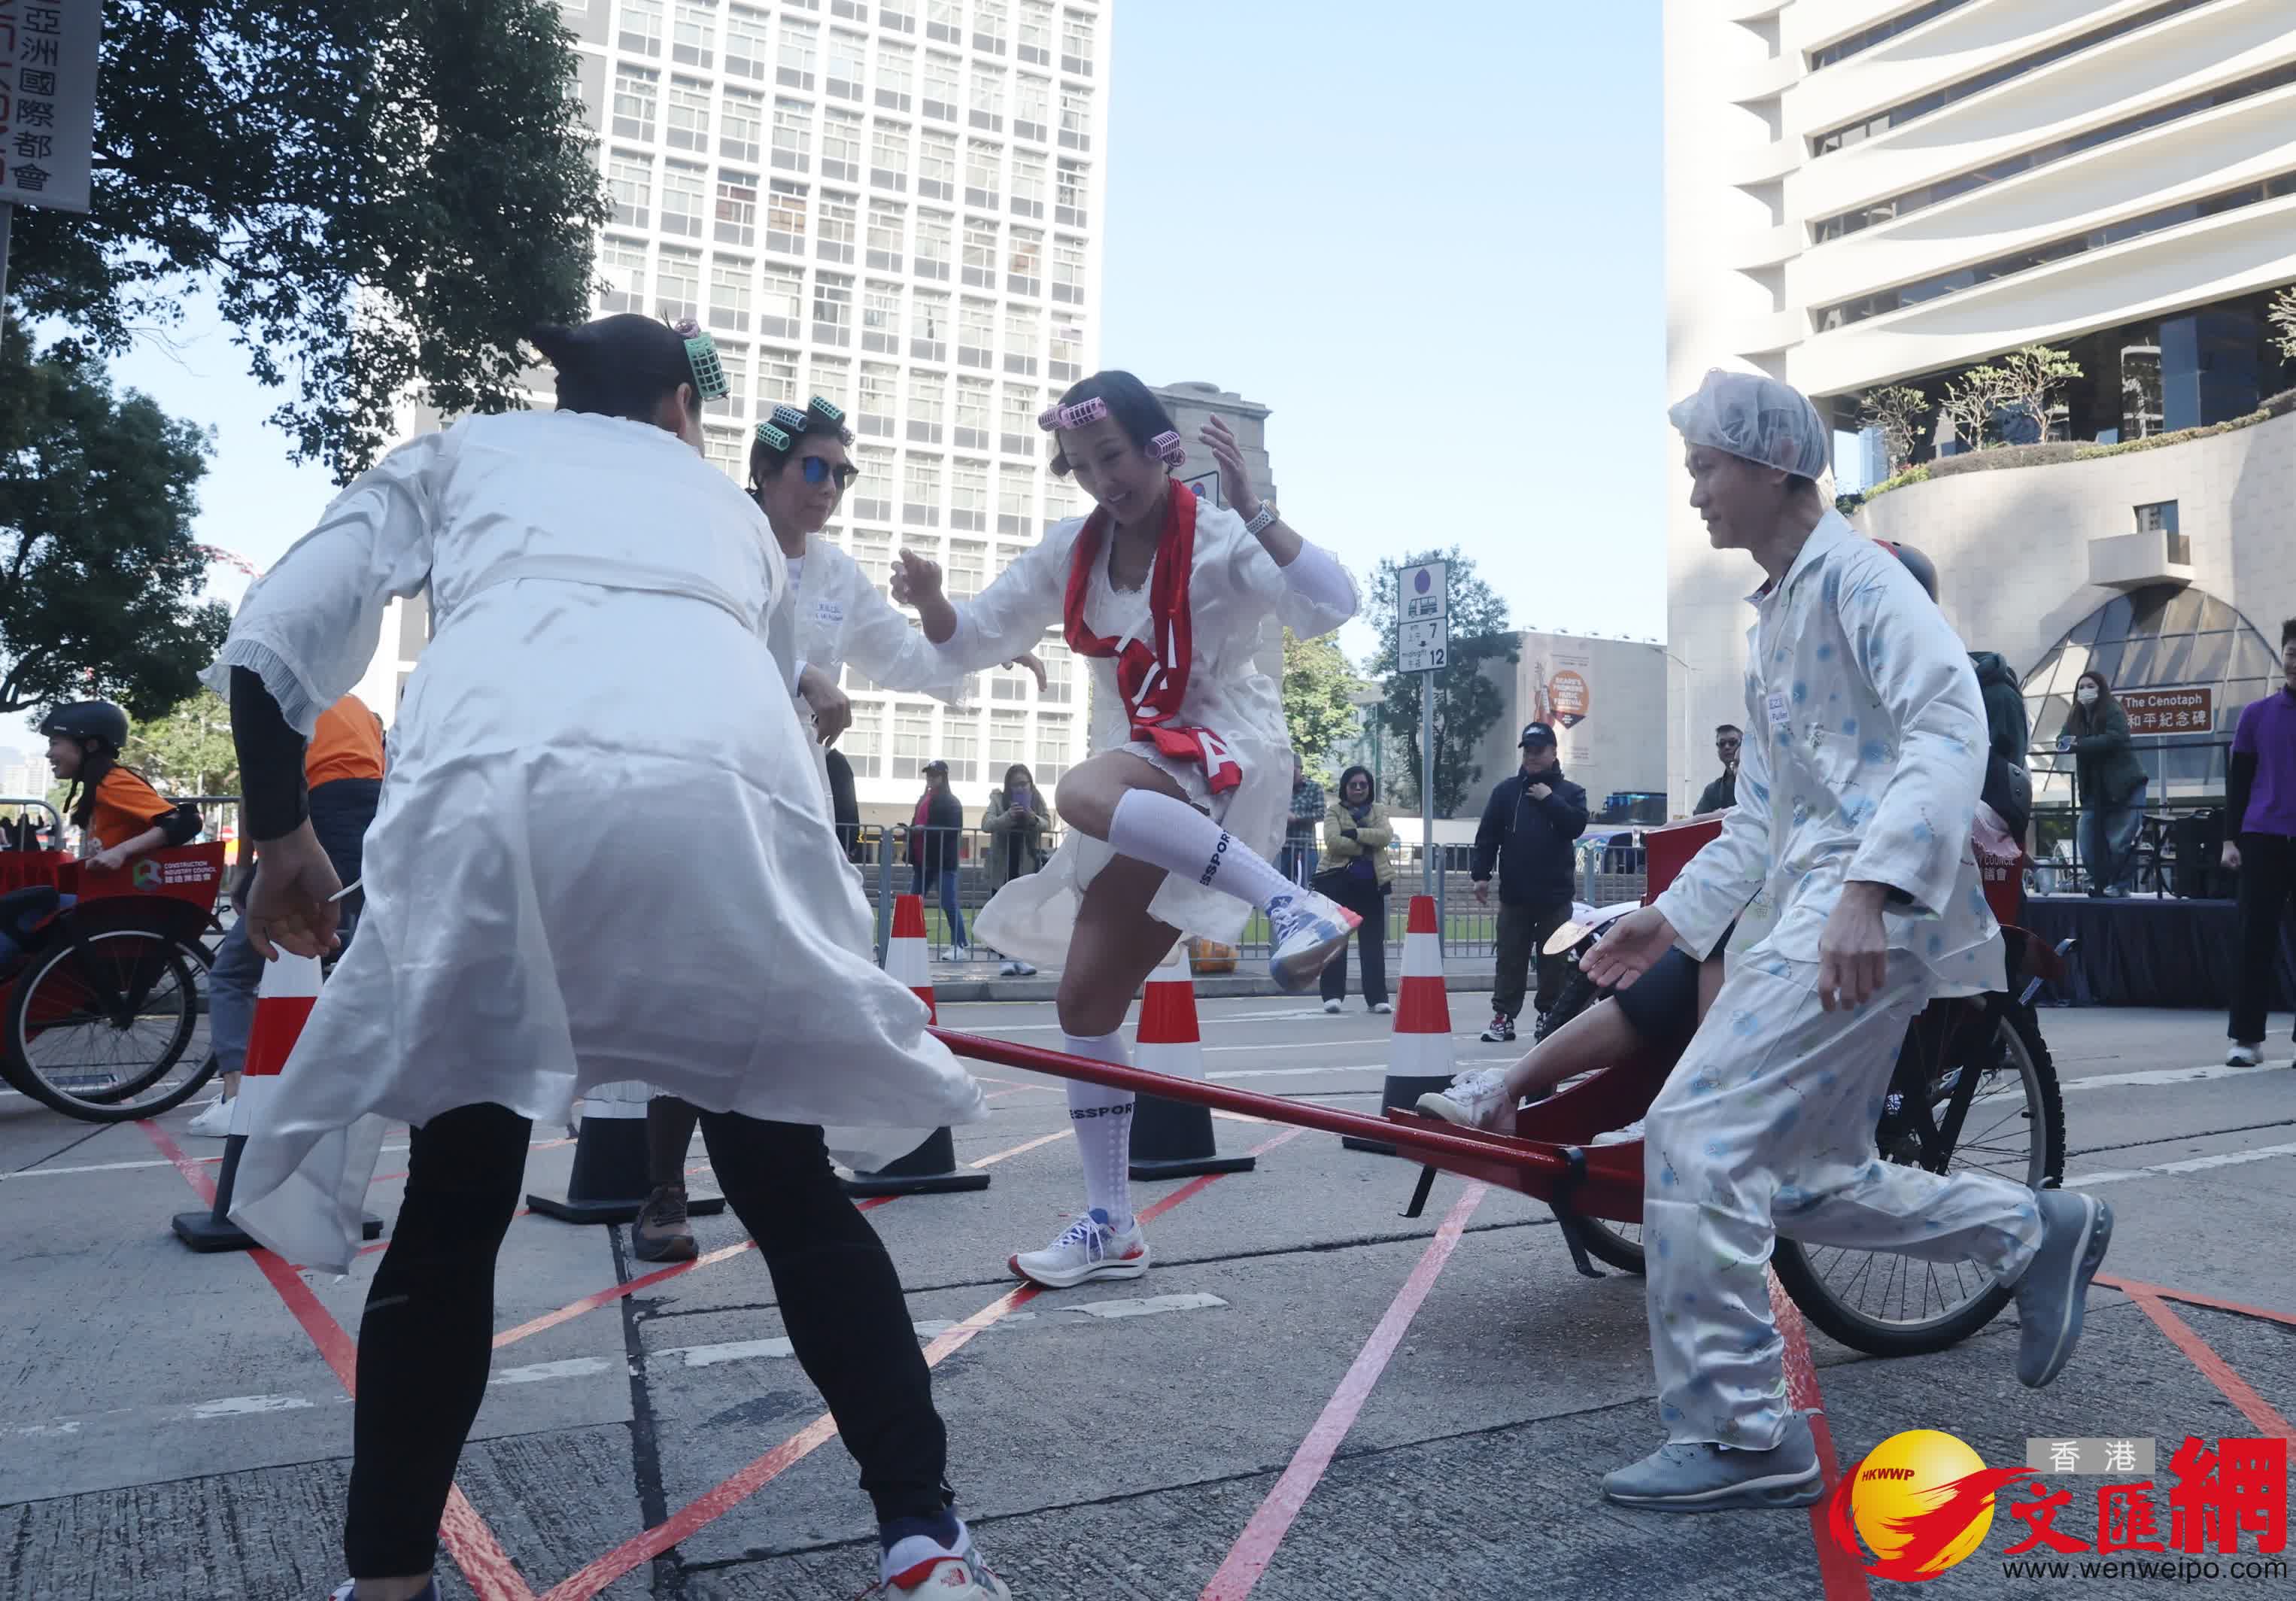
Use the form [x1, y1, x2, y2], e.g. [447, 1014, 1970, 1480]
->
[2059, 670, 2146, 898]
[1693, 725, 1741, 815]
[825, 746, 862, 862]
[1972, 649, 2033, 848]
[906, 758, 968, 958]
[1317, 764, 1393, 1015]
[2223, 619, 2296, 1068]
[1280, 753, 1326, 886]
[1470, 721, 1590, 1042]
[982, 763, 1052, 977]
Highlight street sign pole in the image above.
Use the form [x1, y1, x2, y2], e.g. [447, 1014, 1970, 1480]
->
[1421, 668, 1435, 898]
[1396, 560, 1450, 904]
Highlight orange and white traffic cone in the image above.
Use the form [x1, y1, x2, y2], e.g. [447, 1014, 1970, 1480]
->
[1129, 944, 1256, 1180]
[1342, 895, 1456, 1154]
[174, 952, 384, 1251]
[844, 894, 992, 1197]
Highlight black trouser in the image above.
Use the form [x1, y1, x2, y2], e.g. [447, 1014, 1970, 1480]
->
[1318, 876, 1390, 1006]
[345, 1103, 951, 1577]
[1493, 899, 1571, 1022]
[2229, 831, 2296, 1044]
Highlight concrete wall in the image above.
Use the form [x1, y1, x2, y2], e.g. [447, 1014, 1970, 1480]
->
[1465, 631, 1672, 823]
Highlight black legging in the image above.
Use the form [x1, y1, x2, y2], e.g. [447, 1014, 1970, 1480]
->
[345, 1102, 952, 1577]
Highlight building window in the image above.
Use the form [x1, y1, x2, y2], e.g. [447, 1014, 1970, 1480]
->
[1004, 306, 1038, 375]
[947, 532, 987, 588]
[851, 524, 894, 579]
[667, 77, 711, 151]
[989, 708, 1027, 764]
[955, 377, 993, 449]
[703, 426, 745, 478]
[767, 178, 809, 254]
[876, 41, 915, 111]
[612, 67, 659, 141]
[1037, 639, 1072, 703]
[673, 2, 715, 66]
[1017, 0, 1051, 65]
[1060, 8, 1094, 76]
[997, 465, 1032, 533]
[1807, 1, 1969, 70]
[1005, 227, 1042, 295]
[927, 0, 962, 44]
[2136, 500, 2187, 564]
[828, 29, 867, 100]
[609, 153, 654, 228]
[914, 210, 954, 279]
[1009, 152, 1045, 219]
[975, 0, 1008, 52]
[961, 218, 998, 287]
[959, 299, 996, 368]
[871, 120, 910, 190]
[854, 452, 896, 520]
[863, 279, 904, 352]
[818, 192, 858, 263]
[760, 346, 800, 406]
[1051, 237, 1083, 303]
[879, 1, 916, 35]
[779, 20, 818, 89]
[859, 362, 899, 436]
[909, 368, 947, 442]
[905, 454, 943, 524]
[1035, 711, 1071, 780]
[655, 246, 701, 321]
[893, 709, 934, 774]
[1055, 156, 1089, 226]
[620, 0, 664, 58]
[721, 90, 765, 163]
[942, 714, 979, 782]
[911, 288, 950, 359]
[661, 162, 706, 236]
[812, 272, 854, 345]
[1013, 74, 1049, 142]
[1042, 472, 1079, 528]
[1058, 86, 1092, 150]
[772, 99, 812, 170]
[822, 108, 864, 181]
[951, 463, 988, 532]
[706, 345, 749, 416]
[924, 52, 961, 123]
[970, 65, 1006, 132]
[1047, 311, 1080, 381]
[725, 6, 770, 78]
[600, 238, 648, 314]
[810, 355, 851, 416]
[709, 257, 754, 330]
[716, 172, 761, 248]
[964, 138, 1001, 209]
[761, 265, 804, 336]
[919, 130, 958, 201]
[841, 709, 883, 778]
[864, 199, 907, 271]
[1001, 383, 1037, 454]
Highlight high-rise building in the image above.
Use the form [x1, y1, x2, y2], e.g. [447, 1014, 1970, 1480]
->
[1665, 0, 2296, 808]
[357, 0, 1112, 822]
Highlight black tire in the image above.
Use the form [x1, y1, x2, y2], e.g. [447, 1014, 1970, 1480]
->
[1772, 1000, 2064, 1357]
[5, 930, 214, 1122]
[1578, 1214, 1646, 1274]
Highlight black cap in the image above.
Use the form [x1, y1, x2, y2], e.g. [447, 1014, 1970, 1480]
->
[922, 758, 949, 773]
[1518, 722, 1556, 748]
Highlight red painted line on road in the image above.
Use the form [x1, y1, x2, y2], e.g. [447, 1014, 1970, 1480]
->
[1200, 1181, 1485, 1599]
[2097, 1272, 2296, 1331]
[2123, 1286, 2294, 1440]
[139, 1122, 539, 1601]
[1769, 1268, 1873, 1601]
[540, 1126, 1307, 1601]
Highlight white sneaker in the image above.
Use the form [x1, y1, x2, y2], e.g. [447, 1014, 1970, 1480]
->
[185, 1097, 236, 1138]
[1593, 1119, 1646, 1147]
[1008, 1208, 1148, 1290]
[875, 1524, 1011, 1599]
[1322, 998, 1344, 1014]
[1416, 1068, 1513, 1132]
[2228, 1043, 2263, 1068]
[1265, 889, 1359, 992]
[1369, 1001, 1392, 1014]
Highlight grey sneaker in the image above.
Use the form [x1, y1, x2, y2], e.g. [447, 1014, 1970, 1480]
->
[632, 1183, 698, 1263]
[2012, 1189, 2112, 1388]
[1602, 1413, 1821, 1511]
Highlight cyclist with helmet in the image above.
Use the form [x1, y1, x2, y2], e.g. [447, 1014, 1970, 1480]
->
[41, 700, 197, 870]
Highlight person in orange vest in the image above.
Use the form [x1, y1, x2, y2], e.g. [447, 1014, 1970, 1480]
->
[41, 700, 199, 870]
[186, 694, 385, 1137]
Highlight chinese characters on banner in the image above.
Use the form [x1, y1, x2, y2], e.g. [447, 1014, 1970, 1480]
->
[2008, 1435, 2287, 1559]
[0, 0, 102, 211]
[2118, 687, 2216, 737]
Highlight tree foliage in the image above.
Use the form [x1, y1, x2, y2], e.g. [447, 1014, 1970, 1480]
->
[2268, 284, 2296, 365]
[0, 326, 229, 722]
[1281, 628, 1359, 783]
[1988, 345, 2083, 443]
[1365, 548, 1517, 818]
[1942, 345, 2081, 449]
[8, 1, 607, 479]
[1857, 384, 1930, 477]
[123, 688, 240, 796]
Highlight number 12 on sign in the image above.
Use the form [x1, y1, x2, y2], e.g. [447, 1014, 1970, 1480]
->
[1399, 618, 1448, 673]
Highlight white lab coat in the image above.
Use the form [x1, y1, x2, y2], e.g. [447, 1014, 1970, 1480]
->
[204, 410, 985, 1272]
[929, 503, 1359, 962]
[785, 534, 964, 797]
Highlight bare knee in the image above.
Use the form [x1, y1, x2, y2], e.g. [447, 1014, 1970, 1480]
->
[1056, 975, 1126, 1039]
[1055, 767, 1115, 839]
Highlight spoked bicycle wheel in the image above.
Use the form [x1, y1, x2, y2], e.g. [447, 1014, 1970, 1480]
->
[3, 928, 214, 1121]
[1771, 1000, 2064, 1356]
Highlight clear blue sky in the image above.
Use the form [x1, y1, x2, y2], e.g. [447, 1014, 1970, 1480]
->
[102, 0, 1669, 657]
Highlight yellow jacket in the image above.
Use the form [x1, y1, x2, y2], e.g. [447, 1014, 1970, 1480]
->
[1320, 800, 1395, 889]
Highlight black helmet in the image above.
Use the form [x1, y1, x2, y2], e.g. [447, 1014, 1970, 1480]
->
[39, 700, 130, 754]
[1873, 539, 1938, 603]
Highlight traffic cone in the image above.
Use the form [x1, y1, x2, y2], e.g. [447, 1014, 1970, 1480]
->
[1128, 946, 1256, 1180]
[173, 952, 384, 1252]
[844, 895, 992, 1197]
[528, 1079, 730, 1225]
[1341, 895, 1455, 1155]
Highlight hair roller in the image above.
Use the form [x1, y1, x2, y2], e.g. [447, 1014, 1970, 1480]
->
[673, 319, 730, 401]
[756, 421, 792, 451]
[1037, 396, 1110, 432]
[769, 403, 809, 432]
[1148, 430, 1186, 468]
[807, 395, 846, 426]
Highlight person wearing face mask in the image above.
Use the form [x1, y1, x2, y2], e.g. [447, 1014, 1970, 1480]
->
[2058, 670, 2147, 898]
[1317, 764, 1395, 1013]
[982, 763, 1053, 977]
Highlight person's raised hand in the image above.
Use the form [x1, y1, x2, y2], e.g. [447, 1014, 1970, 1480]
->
[1199, 416, 1258, 524]
[890, 548, 945, 609]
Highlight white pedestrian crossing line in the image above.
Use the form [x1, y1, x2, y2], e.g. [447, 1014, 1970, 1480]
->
[2064, 1141, 2296, 1189]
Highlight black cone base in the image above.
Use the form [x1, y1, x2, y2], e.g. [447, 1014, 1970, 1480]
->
[172, 1133, 384, 1251]
[843, 1126, 992, 1197]
[1339, 1073, 1456, 1155]
[1128, 1093, 1256, 1180]
[526, 1112, 730, 1225]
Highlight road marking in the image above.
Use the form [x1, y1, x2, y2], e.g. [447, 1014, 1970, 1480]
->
[2059, 1060, 2282, 1093]
[2121, 1286, 2294, 1441]
[2064, 1141, 2296, 1189]
[1, 1133, 554, 1183]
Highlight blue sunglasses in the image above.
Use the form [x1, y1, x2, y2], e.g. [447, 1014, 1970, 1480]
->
[802, 456, 859, 491]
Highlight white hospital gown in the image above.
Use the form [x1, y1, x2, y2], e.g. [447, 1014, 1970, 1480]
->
[783, 534, 964, 800]
[205, 411, 985, 1272]
[928, 503, 1358, 962]
[1639, 512, 2040, 1448]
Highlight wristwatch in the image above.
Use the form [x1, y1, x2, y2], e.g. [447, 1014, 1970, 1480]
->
[1242, 503, 1278, 536]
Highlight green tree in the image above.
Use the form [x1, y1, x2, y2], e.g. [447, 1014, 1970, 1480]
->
[1365, 549, 1517, 817]
[9, 1, 607, 479]
[1988, 345, 2083, 443]
[123, 689, 240, 796]
[2267, 284, 2296, 365]
[1857, 384, 1930, 475]
[1938, 364, 2017, 452]
[1281, 628, 1358, 782]
[0, 326, 229, 722]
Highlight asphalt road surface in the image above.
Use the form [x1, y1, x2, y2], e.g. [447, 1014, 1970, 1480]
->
[3, 1000, 2291, 1599]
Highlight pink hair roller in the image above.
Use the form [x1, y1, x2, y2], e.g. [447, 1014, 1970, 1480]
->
[1149, 430, 1186, 468]
[1037, 396, 1110, 431]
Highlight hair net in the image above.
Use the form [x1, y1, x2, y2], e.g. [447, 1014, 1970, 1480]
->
[1669, 368, 1831, 479]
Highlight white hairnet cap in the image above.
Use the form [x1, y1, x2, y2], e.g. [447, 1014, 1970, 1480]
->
[1669, 368, 1831, 479]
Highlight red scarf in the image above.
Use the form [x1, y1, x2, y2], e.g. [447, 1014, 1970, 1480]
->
[1062, 479, 1242, 793]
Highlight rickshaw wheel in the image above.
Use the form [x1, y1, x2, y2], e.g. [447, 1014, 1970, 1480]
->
[3, 928, 214, 1122]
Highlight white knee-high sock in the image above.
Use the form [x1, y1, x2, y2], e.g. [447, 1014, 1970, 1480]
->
[1062, 1030, 1135, 1231]
[1107, 789, 1298, 913]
